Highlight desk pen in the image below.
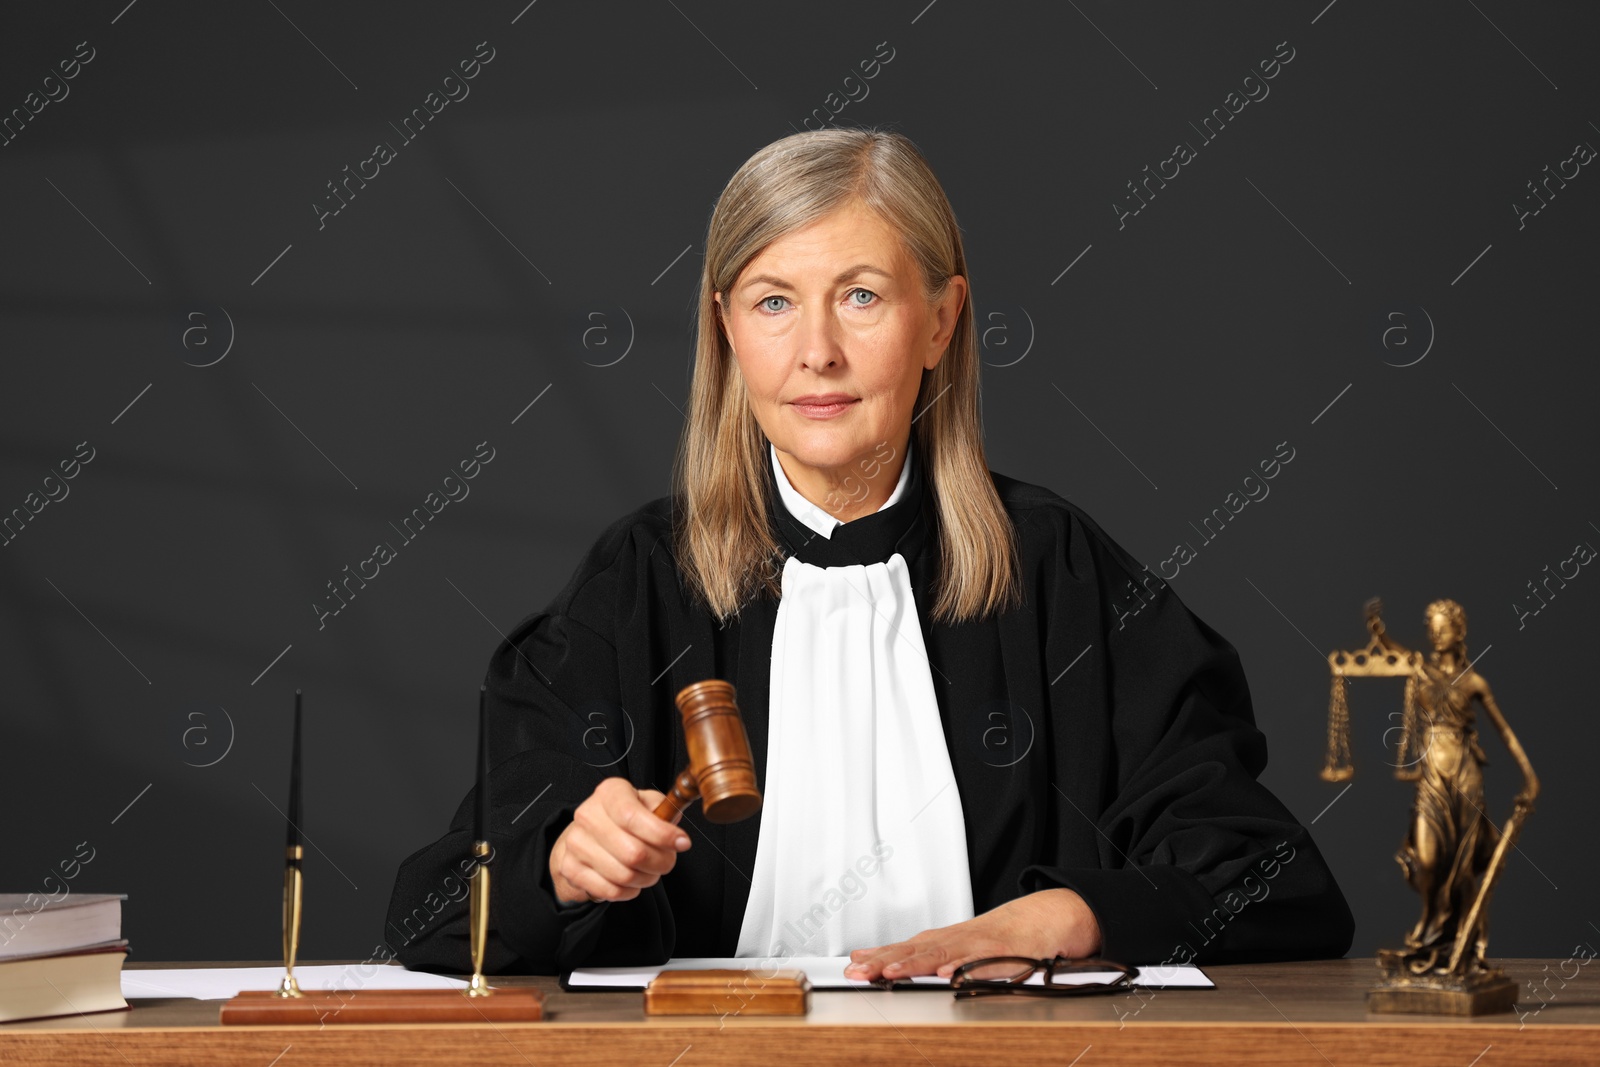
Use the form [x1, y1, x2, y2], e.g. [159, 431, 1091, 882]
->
[466, 684, 493, 997]
[277, 689, 305, 998]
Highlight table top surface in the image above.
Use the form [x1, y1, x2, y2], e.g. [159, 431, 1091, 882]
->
[8, 956, 1597, 1028]
[5, 957, 1597, 1067]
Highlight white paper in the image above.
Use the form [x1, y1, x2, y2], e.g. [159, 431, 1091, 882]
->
[121, 964, 469, 1000]
[565, 956, 1212, 990]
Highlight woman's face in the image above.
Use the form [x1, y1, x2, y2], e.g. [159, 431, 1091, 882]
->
[1427, 608, 1463, 651]
[714, 198, 965, 495]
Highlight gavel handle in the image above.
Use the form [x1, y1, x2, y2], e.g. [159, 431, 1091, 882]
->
[653, 768, 700, 824]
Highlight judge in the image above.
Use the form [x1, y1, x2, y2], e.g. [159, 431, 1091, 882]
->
[387, 127, 1355, 979]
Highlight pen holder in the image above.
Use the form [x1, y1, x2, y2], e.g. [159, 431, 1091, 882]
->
[220, 985, 545, 1024]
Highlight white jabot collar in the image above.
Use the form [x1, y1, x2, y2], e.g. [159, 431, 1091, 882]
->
[769, 441, 912, 541]
[739, 440, 974, 961]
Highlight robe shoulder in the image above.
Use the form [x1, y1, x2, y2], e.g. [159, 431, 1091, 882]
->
[610, 474, 1144, 623]
[989, 468, 1165, 606]
[530, 493, 682, 641]
[568, 492, 677, 579]
[992, 470, 1143, 560]
[575, 475, 1140, 624]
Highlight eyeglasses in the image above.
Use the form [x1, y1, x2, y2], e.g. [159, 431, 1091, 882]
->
[949, 955, 1140, 998]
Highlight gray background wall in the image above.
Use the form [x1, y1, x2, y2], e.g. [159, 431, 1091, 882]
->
[2, 1, 1595, 967]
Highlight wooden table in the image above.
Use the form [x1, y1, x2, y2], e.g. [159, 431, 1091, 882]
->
[3, 958, 1596, 1066]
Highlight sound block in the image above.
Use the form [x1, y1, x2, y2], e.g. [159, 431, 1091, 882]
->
[219, 987, 545, 1025]
[644, 968, 809, 1016]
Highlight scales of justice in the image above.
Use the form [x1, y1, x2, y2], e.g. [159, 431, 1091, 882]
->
[1320, 597, 1539, 1015]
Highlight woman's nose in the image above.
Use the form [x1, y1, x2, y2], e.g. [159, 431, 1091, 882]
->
[797, 310, 843, 370]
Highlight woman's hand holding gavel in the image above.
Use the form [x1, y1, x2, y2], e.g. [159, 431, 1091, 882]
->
[549, 680, 756, 905]
[548, 777, 693, 905]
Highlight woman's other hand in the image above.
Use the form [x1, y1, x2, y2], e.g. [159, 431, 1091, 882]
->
[548, 777, 692, 904]
[843, 888, 1103, 980]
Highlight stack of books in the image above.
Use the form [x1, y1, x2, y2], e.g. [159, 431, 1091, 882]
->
[0, 894, 128, 1024]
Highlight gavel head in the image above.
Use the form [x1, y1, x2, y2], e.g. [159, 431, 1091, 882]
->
[674, 680, 762, 823]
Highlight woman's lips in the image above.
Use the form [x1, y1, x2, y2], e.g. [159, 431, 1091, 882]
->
[791, 399, 858, 419]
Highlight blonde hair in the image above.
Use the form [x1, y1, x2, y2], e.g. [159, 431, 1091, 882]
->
[671, 127, 1020, 624]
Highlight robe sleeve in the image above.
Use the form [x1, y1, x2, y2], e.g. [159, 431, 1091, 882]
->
[1018, 505, 1355, 965]
[385, 509, 676, 974]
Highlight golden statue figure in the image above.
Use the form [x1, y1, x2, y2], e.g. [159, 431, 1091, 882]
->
[1321, 598, 1539, 1014]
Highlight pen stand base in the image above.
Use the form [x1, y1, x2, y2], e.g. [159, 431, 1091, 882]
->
[1365, 950, 1518, 1016]
[219, 987, 545, 1025]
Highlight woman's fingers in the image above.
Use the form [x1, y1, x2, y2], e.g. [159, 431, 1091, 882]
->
[562, 858, 641, 903]
[844, 941, 922, 979]
[594, 782, 688, 873]
[601, 779, 691, 854]
[554, 778, 692, 902]
[848, 891, 1101, 980]
[847, 938, 993, 979]
[562, 827, 658, 890]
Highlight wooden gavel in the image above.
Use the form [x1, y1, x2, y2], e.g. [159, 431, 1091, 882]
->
[652, 680, 762, 825]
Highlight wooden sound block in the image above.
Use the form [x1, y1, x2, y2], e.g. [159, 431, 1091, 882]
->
[644, 969, 809, 1016]
[219, 987, 546, 1025]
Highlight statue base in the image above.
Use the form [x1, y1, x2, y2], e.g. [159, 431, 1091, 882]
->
[1366, 949, 1519, 1016]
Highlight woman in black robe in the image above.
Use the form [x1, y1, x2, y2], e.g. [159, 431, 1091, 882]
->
[386, 128, 1355, 979]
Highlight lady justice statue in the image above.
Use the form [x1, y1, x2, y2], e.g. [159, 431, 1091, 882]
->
[1321, 597, 1539, 1014]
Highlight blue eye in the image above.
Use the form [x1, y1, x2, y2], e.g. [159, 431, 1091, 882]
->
[756, 288, 878, 314]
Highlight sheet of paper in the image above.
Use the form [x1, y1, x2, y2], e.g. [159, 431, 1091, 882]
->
[122, 964, 468, 1000]
[565, 957, 1212, 990]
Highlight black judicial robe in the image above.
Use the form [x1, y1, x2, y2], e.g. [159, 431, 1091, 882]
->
[386, 444, 1355, 974]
